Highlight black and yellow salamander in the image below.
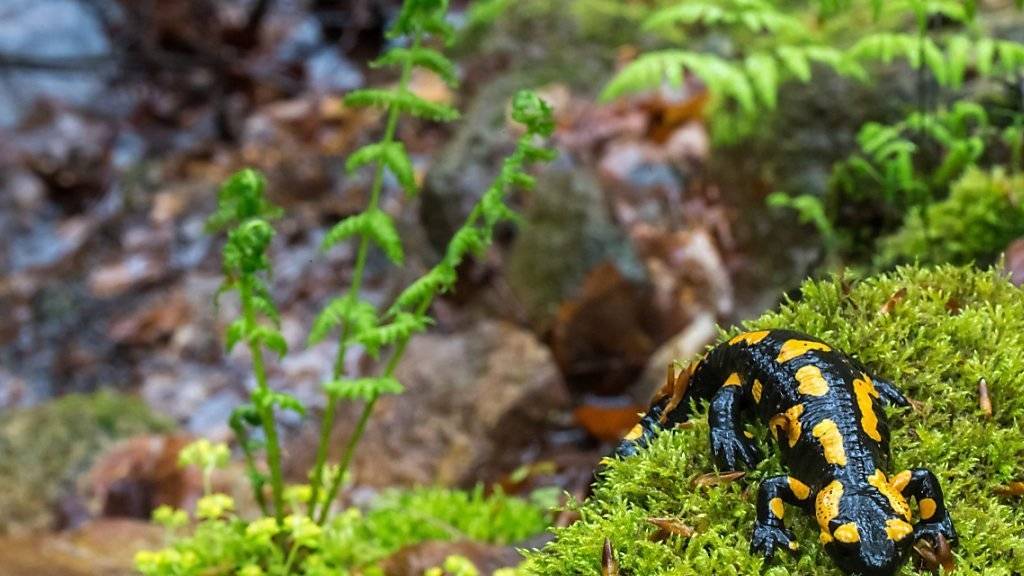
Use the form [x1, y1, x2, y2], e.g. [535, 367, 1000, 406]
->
[615, 329, 957, 576]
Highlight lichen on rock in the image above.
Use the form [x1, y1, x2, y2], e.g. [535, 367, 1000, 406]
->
[523, 265, 1024, 575]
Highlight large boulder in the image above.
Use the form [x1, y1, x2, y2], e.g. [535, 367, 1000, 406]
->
[506, 163, 646, 332]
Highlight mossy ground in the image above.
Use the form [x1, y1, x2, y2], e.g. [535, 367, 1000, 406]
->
[524, 265, 1024, 575]
[0, 392, 169, 533]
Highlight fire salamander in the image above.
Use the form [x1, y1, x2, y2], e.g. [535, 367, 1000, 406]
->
[615, 329, 957, 576]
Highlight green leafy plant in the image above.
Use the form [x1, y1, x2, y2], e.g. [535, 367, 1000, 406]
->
[877, 167, 1024, 267]
[137, 483, 551, 575]
[602, 0, 864, 142]
[767, 0, 1024, 267]
[136, 0, 557, 573]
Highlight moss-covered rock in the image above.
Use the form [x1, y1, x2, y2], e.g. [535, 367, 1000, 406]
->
[0, 392, 169, 533]
[878, 169, 1024, 268]
[523, 265, 1024, 575]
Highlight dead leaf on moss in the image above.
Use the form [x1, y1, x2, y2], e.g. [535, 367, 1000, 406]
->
[879, 287, 907, 315]
[573, 396, 643, 442]
[994, 481, 1024, 497]
[978, 378, 992, 418]
[691, 470, 745, 488]
[646, 516, 695, 541]
[601, 538, 619, 576]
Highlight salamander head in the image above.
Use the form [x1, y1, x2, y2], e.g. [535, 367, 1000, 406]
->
[817, 482, 914, 576]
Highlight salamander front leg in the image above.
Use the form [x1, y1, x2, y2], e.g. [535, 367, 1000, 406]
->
[708, 384, 763, 471]
[849, 357, 910, 408]
[893, 468, 958, 546]
[750, 475, 809, 558]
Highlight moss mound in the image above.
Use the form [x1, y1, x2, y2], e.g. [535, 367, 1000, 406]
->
[878, 168, 1024, 268]
[524, 265, 1024, 575]
[0, 392, 169, 533]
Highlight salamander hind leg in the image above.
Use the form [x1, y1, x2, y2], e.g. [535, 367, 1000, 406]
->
[708, 384, 763, 471]
[751, 475, 808, 558]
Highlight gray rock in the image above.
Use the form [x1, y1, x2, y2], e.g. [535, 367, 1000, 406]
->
[313, 320, 568, 488]
[506, 161, 645, 330]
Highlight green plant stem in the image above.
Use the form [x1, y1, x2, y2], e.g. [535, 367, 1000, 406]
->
[312, 136, 533, 522]
[281, 541, 301, 574]
[306, 34, 423, 518]
[238, 436, 270, 516]
[241, 276, 286, 524]
[315, 299, 427, 525]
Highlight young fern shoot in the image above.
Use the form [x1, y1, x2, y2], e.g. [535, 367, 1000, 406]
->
[208, 169, 304, 525]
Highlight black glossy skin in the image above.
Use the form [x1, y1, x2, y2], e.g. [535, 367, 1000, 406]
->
[615, 329, 957, 576]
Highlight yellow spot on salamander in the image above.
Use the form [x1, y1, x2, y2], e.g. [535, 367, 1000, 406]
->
[815, 480, 843, 534]
[624, 423, 644, 441]
[729, 330, 770, 346]
[788, 477, 811, 501]
[769, 404, 805, 447]
[796, 365, 830, 396]
[743, 430, 754, 439]
[891, 470, 912, 492]
[788, 541, 800, 551]
[819, 531, 833, 544]
[920, 497, 937, 520]
[777, 339, 831, 363]
[724, 372, 742, 387]
[886, 518, 914, 541]
[812, 419, 847, 466]
[853, 374, 882, 442]
[868, 470, 912, 521]
[752, 379, 763, 403]
[770, 497, 785, 519]
[834, 523, 861, 543]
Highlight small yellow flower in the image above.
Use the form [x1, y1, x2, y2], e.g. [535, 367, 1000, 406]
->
[238, 564, 264, 576]
[245, 517, 280, 544]
[152, 505, 189, 529]
[284, 514, 322, 548]
[196, 493, 235, 520]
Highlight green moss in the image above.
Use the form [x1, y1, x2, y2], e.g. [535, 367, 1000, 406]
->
[319, 486, 553, 568]
[878, 168, 1024, 268]
[0, 392, 170, 533]
[524, 265, 1024, 575]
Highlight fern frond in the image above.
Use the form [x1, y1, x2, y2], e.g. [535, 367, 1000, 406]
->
[323, 377, 404, 401]
[372, 47, 457, 86]
[249, 325, 288, 358]
[345, 89, 459, 122]
[745, 53, 779, 108]
[308, 296, 378, 346]
[391, 0, 454, 43]
[254, 389, 306, 415]
[321, 210, 405, 264]
[206, 169, 283, 232]
[345, 142, 417, 197]
[352, 312, 433, 356]
[226, 319, 246, 353]
[644, 0, 803, 36]
[387, 265, 457, 315]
